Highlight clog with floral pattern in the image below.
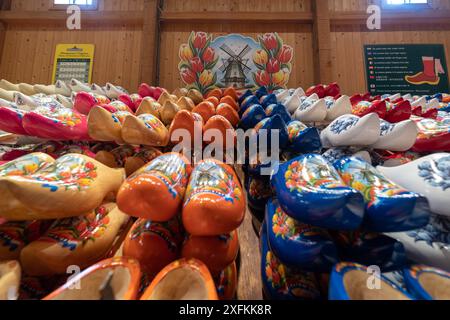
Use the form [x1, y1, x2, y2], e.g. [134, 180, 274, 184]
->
[0, 220, 52, 261]
[0, 154, 125, 221]
[87, 106, 131, 143]
[140, 258, 218, 300]
[411, 117, 450, 152]
[329, 262, 412, 300]
[403, 265, 450, 300]
[118, 94, 143, 113]
[385, 100, 412, 123]
[260, 222, 322, 300]
[44, 257, 141, 300]
[215, 262, 237, 300]
[73, 91, 110, 115]
[271, 154, 364, 230]
[377, 153, 450, 217]
[331, 231, 406, 272]
[123, 216, 183, 280]
[117, 153, 192, 221]
[321, 113, 380, 148]
[0, 106, 28, 135]
[20, 203, 130, 276]
[266, 199, 338, 272]
[0, 260, 21, 300]
[182, 159, 245, 236]
[334, 157, 430, 232]
[371, 119, 418, 152]
[121, 114, 169, 147]
[182, 231, 239, 276]
[286, 120, 322, 154]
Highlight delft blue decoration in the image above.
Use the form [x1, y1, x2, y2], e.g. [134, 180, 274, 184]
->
[333, 157, 431, 232]
[239, 104, 267, 130]
[426, 93, 443, 102]
[418, 155, 450, 191]
[266, 198, 339, 272]
[254, 115, 289, 150]
[402, 266, 450, 300]
[271, 154, 365, 230]
[286, 121, 322, 154]
[261, 94, 278, 109]
[238, 89, 253, 105]
[328, 262, 413, 300]
[240, 95, 260, 116]
[260, 220, 322, 300]
[329, 117, 359, 135]
[256, 86, 269, 99]
[331, 231, 407, 272]
[265, 104, 292, 124]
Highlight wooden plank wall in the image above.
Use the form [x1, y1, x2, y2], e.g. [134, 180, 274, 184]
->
[1, 0, 145, 92]
[0, 0, 450, 95]
[329, 0, 450, 94]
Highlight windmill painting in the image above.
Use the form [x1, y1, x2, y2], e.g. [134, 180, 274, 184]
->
[178, 32, 293, 94]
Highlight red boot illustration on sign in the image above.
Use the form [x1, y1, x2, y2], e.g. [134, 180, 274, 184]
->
[405, 56, 445, 85]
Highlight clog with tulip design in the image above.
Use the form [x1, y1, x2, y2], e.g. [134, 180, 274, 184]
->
[266, 199, 338, 272]
[329, 262, 412, 300]
[271, 154, 365, 230]
[140, 258, 218, 300]
[260, 222, 322, 300]
[117, 153, 192, 221]
[0, 154, 125, 221]
[123, 216, 184, 280]
[20, 203, 130, 276]
[334, 157, 431, 232]
[182, 159, 245, 236]
[44, 257, 141, 300]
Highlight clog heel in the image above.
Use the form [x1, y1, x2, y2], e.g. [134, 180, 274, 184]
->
[121, 114, 169, 147]
[87, 106, 130, 143]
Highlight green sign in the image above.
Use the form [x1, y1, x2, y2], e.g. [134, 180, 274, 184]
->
[364, 44, 449, 95]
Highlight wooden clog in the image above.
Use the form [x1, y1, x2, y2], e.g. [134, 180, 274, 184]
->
[140, 258, 218, 300]
[403, 265, 450, 300]
[187, 89, 204, 105]
[220, 96, 238, 111]
[54, 80, 72, 97]
[203, 115, 236, 149]
[205, 96, 220, 107]
[192, 101, 216, 123]
[0, 79, 20, 92]
[121, 114, 169, 147]
[214, 262, 237, 300]
[69, 79, 91, 93]
[44, 257, 141, 300]
[123, 216, 183, 279]
[20, 203, 130, 276]
[206, 88, 222, 100]
[117, 153, 192, 221]
[182, 159, 245, 236]
[157, 91, 174, 106]
[118, 94, 142, 112]
[160, 100, 180, 125]
[88, 106, 131, 143]
[91, 83, 107, 96]
[223, 88, 237, 101]
[105, 83, 128, 99]
[18, 83, 37, 96]
[182, 230, 239, 276]
[136, 97, 161, 118]
[74, 91, 110, 115]
[33, 84, 56, 95]
[216, 103, 239, 127]
[177, 96, 195, 111]
[0, 154, 125, 221]
[55, 94, 73, 109]
[124, 146, 163, 177]
[0, 260, 21, 300]
[0, 88, 17, 102]
[168, 110, 203, 146]
[0, 106, 28, 135]
[172, 88, 188, 98]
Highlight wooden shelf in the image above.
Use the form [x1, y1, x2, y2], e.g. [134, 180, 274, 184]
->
[160, 11, 313, 24]
[0, 11, 144, 25]
[331, 10, 450, 26]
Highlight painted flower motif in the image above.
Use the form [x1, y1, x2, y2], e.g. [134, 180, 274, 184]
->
[202, 47, 216, 64]
[255, 70, 270, 87]
[193, 32, 208, 49]
[272, 70, 288, 86]
[261, 33, 278, 51]
[329, 117, 359, 134]
[380, 121, 395, 137]
[265, 251, 288, 293]
[199, 70, 214, 87]
[406, 221, 450, 249]
[277, 45, 293, 64]
[418, 156, 450, 190]
[253, 49, 269, 66]
[272, 206, 321, 240]
[179, 44, 194, 61]
[180, 68, 196, 85]
[266, 58, 281, 74]
[190, 57, 204, 73]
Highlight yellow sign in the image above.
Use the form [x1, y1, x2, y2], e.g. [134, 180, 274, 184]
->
[52, 44, 95, 84]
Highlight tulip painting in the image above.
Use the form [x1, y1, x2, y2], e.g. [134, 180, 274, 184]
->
[178, 31, 219, 95]
[253, 32, 294, 91]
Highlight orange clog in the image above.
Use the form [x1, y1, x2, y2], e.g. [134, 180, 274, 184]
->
[206, 88, 223, 100]
[182, 159, 245, 236]
[203, 115, 236, 148]
[215, 262, 237, 300]
[168, 110, 203, 146]
[206, 96, 220, 107]
[216, 103, 239, 127]
[140, 258, 218, 300]
[117, 153, 192, 221]
[192, 101, 216, 123]
[220, 96, 239, 111]
[223, 87, 238, 101]
[123, 217, 183, 279]
[44, 257, 141, 300]
[182, 230, 239, 276]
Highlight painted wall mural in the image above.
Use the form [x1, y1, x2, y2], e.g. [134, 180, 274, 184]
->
[178, 32, 294, 95]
